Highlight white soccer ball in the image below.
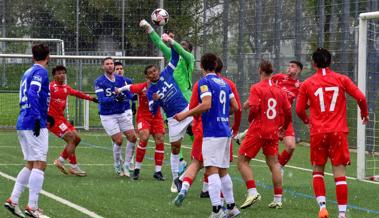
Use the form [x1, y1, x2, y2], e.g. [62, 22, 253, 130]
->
[151, 8, 169, 26]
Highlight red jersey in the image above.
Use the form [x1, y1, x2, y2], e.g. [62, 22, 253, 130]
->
[247, 79, 292, 140]
[271, 73, 301, 105]
[48, 81, 94, 118]
[190, 76, 242, 133]
[129, 82, 163, 120]
[296, 68, 368, 135]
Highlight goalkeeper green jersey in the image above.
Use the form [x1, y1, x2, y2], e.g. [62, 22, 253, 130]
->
[149, 31, 194, 102]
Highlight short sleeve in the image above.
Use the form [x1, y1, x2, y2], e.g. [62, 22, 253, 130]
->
[198, 79, 211, 99]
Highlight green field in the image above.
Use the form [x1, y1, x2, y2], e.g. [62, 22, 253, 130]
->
[0, 131, 378, 218]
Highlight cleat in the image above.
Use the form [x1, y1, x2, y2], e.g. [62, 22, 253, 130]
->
[318, 208, 329, 218]
[123, 165, 132, 178]
[174, 190, 187, 207]
[24, 206, 47, 218]
[170, 181, 178, 193]
[240, 193, 261, 209]
[4, 198, 25, 218]
[209, 210, 226, 218]
[338, 213, 346, 218]
[128, 162, 135, 171]
[226, 206, 240, 218]
[68, 167, 86, 177]
[179, 160, 187, 175]
[268, 201, 282, 209]
[114, 164, 124, 177]
[200, 191, 210, 198]
[174, 177, 182, 192]
[53, 159, 68, 175]
[132, 169, 140, 180]
[153, 171, 165, 181]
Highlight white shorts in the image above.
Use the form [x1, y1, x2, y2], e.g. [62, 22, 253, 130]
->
[100, 110, 134, 136]
[17, 129, 49, 162]
[202, 137, 231, 168]
[167, 108, 193, 142]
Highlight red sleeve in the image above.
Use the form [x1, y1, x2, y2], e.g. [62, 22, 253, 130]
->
[295, 83, 309, 124]
[67, 85, 93, 101]
[282, 93, 292, 130]
[130, 82, 147, 94]
[189, 82, 199, 110]
[248, 86, 260, 122]
[342, 75, 369, 118]
[230, 82, 242, 132]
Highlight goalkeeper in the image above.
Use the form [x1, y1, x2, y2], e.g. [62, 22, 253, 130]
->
[140, 19, 195, 174]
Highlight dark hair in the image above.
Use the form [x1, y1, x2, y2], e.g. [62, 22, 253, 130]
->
[289, 60, 303, 70]
[144, 65, 156, 75]
[201, 53, 218, 72]
[215, 57, 223, 73]
[52, 65, 67, 76]
[259, 59, 273, 75]
[102, 57, 113, 65]
[32, 44, 49, 61]
[312, 48, 331, 68]
[114, 61, 123, 67]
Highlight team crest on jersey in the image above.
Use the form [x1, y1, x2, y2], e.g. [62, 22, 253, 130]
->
[200, 85, 208, 93]
[64, 88, 67, 93]
[295, 81, 300, 88]
[33, 75, 42, 82]
[160, 76, 164, 81]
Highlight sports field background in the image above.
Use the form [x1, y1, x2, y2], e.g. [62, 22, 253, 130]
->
[0, 131, 378, 218]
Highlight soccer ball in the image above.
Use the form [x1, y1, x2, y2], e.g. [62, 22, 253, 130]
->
[151, 8, 169, 26]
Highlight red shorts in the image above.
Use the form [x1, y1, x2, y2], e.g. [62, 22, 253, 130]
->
[136, 116, 165, 135]
[238, 129, 279, 159]
[48, 117, 75, 138]
[310, 132, 350, 166]
[190, 118, 233, 162]
[284, 121, 295, 137]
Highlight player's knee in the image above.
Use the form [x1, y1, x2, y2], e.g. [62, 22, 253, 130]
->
[75, 136, 81, 146]
[171, 145, 180, 154]
[154, 134, 164, 144]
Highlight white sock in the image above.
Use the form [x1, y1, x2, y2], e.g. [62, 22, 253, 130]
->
[202, 182, 209, 192]
[208, 174, 222, 206]
[182, 181, 191, 192]
[58, 156, 65, 162]
[248, 188, 258, 196]
[220, 174, 235, 205]
[11, 167, 31, 204]
[170, 153, 179, 179]
[338, 205, 347, 213]
[125, 141, 135, 167]
[274, 194, 282, 203]
[135, 162, 142, 170]
[28, 169, 44, 209]
[113, 143, 121, 165]
[70, 164, 78, 169]
[317, 196, 326, 209]
[155, 165, 162, 172]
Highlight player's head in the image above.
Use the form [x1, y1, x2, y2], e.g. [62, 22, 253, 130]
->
[102, 57, 114, 75]
[180, 40, 193, 52]
[200, 53, 218, 74]
[114, 61, 124, 76]
[258, 59, 273, 75]
[168, 31, 175, 39]
[287, 60, 303, 77]
[32, 44, 50, 63]
[52, 65, 67, 84]
[215, 57, 223, 74]
[144, 64, 160, 82]
[312, 48, 331, 69]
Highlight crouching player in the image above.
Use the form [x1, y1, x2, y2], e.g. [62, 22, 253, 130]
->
[238, 60, 292, 210]
[174, 53, 239, 218]
[49, 65, 98, 176]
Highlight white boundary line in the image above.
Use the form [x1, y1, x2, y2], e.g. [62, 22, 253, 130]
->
[0, 171, 104, 218]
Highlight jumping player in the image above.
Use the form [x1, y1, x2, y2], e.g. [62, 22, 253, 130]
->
[296, 48, 368, 218]
[50, 65, 98, 177]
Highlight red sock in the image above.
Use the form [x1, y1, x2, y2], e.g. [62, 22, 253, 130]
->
[60, 148, 69, 160]
[203, 174, 208, 183]
[274, 187, 282, 196]
[313, 172, 326, 204]
[183, 177, 193, 186]
[278, 150, 293, 166]
[68, 154, 77, 164]
[335, 176, 348, 207]
[246, 180, 256, 189]
[154, 143, 164, 166]
[136, 141, 148, 163]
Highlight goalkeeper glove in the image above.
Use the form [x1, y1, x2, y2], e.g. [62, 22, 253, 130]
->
[139, 19, 153, 33]
[161, 33, 174, 45]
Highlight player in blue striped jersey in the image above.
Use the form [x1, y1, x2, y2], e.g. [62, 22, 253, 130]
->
[5, 44, 50, 218]
[94, 57, 137, 177]
[146, 33, 193, 192]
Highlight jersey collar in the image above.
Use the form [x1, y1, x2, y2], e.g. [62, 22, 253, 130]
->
[205, 73, 217, 77]
[316, 67, 331, 76]
[104, 73, 115, 82]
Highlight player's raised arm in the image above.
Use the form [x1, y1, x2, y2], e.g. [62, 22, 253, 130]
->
[140, 19, 171, 60]
[341, 75, 369, 122]
[295, 83, 309, 124]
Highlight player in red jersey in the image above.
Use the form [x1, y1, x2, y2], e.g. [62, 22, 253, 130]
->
[173, 57, 242, 207]
[116, 75, 166, 181]
[296, 48, 368, 218]
[49, 65, 98, 176]
[271, 60, 303, 169]
[238, 60, 292, 210]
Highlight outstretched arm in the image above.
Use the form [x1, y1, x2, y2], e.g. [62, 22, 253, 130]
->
[140, 19, 171, 59]
[68, 85, 95, 101]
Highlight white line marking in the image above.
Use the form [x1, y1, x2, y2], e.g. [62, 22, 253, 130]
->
[0, 146, 93, 149]
[0, 171, 104, 218]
